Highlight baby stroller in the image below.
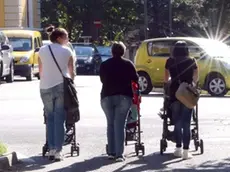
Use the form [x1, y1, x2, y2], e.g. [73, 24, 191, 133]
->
[158, 81, 204, 155]
[106, 82, 145, 156]
[42, 110, 80, 157]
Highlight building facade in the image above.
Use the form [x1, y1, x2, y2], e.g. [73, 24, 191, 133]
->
[0, 0, 41, 28]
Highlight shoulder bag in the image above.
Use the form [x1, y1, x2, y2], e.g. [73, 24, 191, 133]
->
[48, 45, 80, 124]
[175, 58, 200, 109]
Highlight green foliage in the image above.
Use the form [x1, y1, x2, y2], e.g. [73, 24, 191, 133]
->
[0, 142, 7, 156]
[41, 0, 230, 43]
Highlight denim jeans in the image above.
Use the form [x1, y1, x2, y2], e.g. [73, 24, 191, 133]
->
[101, 95, 132, 157]
[40, 83, 66, 152]
[171, 101, 192, 150]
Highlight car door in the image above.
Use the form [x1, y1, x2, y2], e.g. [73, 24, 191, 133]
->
[186, 41, 206, 84]
[148, 40, 175, 85]
[33, 37, 39, 74]
[1, 32, 11, 76]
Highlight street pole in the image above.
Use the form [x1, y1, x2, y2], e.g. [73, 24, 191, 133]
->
[169, 0, 172, 36]
[144, 0, 148, 39]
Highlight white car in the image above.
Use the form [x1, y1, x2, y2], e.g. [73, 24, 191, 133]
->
[42, 40, 51, 46]
[0, 31, 14, 83]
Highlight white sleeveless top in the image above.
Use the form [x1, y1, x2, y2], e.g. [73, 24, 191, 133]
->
[38, 43, 72, 89]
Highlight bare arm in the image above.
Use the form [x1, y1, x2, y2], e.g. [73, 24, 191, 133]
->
[68, 56, 75, 80]
[193, 69, 199, 84]
[164, 69, 170, 83]
[38, 56, 42, 76]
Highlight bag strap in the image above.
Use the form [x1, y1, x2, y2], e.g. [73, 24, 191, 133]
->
[48, 45, 64, 78]
[174, 58, 182, 84]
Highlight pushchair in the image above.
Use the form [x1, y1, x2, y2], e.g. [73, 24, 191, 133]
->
[106, 82, 145, 156]
[42, 110, 80, 157]
[158, 81, 204, 155]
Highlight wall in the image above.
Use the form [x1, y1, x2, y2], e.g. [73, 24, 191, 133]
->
[0, 0, 41, 28]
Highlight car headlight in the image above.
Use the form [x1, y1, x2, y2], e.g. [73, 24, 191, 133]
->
[20, 56, 30, 63]
[85, 56, 93, 64]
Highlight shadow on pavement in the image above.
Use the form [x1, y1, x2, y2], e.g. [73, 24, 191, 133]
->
[47, 156, 114, 172]
[142, 93, 230, 99]
[14, 153, 230, 172]
[49, 154, 230, 172]
[15, 155, 54, 172]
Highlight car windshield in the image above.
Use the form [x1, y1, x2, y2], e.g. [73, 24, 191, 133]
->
[74, 46, 94, 56]
[8, 37, 32, 51]
[96, 46, 112, 56]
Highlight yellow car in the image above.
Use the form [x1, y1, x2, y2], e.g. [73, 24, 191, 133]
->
[134, 37, 230, 96]
[2, 29, 42, 81]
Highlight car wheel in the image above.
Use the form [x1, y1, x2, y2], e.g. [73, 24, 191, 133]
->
[138, 71, 153, 94]
[26, 67, 33, 81]
[5, 63, 14, 83]
[207, 74, 227, 96]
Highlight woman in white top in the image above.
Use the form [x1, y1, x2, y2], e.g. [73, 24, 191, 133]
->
[38, 26, 74, 161]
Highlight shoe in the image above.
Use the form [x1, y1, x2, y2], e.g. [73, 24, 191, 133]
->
[182, 149, 192, 160]
[173, 147, 182, 157]
[54, 151, 63, 161]
[107, 155, 115, 160]
[115, 156, 125, 162]
[48, 149, 56, 160]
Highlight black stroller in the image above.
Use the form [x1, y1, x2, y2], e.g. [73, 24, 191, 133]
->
[106, 82, 145, 156]
[42, 110, 80, 157]
[158, 82, 204, 155]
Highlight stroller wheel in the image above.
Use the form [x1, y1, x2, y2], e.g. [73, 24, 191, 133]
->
[194, 139, 199, 151]
[42, 144, 48, 157]
[200, 139, 204, 154]
[160, 139, 167, 155]
[135, 143, 139, 156]
[71, 143, 80, 157]
[141, 144, 145, 155]
[106, 144, 108, 155]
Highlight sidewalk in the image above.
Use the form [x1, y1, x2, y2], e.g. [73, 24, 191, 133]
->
[0, 152, 18, 171]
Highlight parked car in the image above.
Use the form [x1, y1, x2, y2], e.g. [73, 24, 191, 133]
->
[72, 43, 102, 75]
[135, 37, 230, 96]
[96, 46, 112, 62]
[2, 30, 42, 81]
[42, 40, 51, 46]
[0, 31, 14, 83]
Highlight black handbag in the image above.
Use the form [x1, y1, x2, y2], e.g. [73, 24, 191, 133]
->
[48, 45, 80, 124]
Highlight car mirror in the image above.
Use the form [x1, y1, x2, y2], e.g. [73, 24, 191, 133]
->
[35, 47, 40, 52]
[1, 44, 10, 51]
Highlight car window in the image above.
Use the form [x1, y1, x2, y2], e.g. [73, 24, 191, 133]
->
[96, 46, 112, 56]
[38, 37, 42, 47]
[148, 41, 175, 57]
[74, 46, 94, 56]
[186, 42, 201, 54]
[0, 32, 3, 45]
[8, 37, 32, 51]
[34, 38, 39, 49]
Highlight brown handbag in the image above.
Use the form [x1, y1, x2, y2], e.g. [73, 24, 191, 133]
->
[176, 82, 200, 109]
[174, 59, 200, 109]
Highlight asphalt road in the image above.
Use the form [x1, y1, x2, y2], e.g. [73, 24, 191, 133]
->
[0, 76, 230, 172]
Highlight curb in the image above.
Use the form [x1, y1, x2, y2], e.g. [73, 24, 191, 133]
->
[0, 152, 18, 171]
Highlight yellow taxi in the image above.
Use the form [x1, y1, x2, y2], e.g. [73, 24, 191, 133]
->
[2, 29, 42, 81]
[134, 37, 230, 96]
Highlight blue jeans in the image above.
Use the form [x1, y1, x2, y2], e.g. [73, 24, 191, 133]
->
[171, 101, 192, 150]
[40, 83, 66, 152]
[101, 95, 132, 157]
